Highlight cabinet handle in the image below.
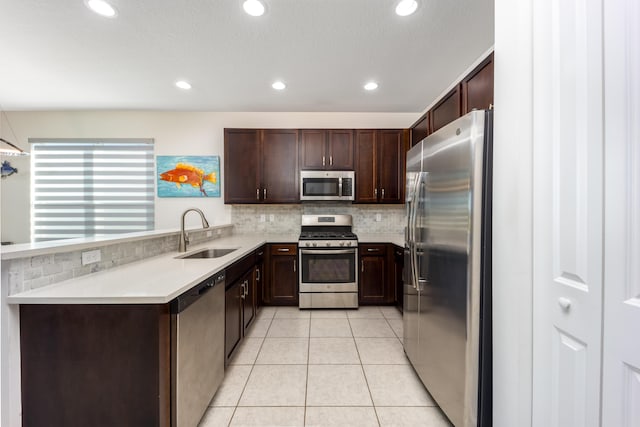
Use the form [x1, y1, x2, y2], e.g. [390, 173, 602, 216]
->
[244, 280, 249, 296]
[240, 282, 246, 299]
[489, 103, 494, 110]
[381, 188, 385, 199]
[361, 260, 364, 272]
[277, 248, 290, 252]
[367, 248, 380, 252]
[263, 188, 267, 199]
[330, 156, 333, 166]
[256, 268, 260, 281]
[256, 189, 260, 200]
[258, 251, 264, 256]
[322, 156, 326, 167]
[374, 188, 378, 198]
[293, 260, 296, 272]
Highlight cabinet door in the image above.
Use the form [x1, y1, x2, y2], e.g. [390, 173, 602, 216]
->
[261, 129, 299, 203]
[300, 129, 326, 170]
[225, 281, 243, 365]
[242, 269, 256, 333]
[430, 86, 462, 133]
[328, 130, 354, 170]
[462, 53, 494, 113]
[265, 244, 298, 306]
[393, 245, 404, 312]
[359, 244, 389, 305]
[255, 246, 266, 308]
[355, 130, 378, 203]
[377, 130, 403, 203]
[411, 113, 430, 146]
[224, 129, 261, 203]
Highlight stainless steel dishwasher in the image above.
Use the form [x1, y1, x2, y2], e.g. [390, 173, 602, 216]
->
[171, 272, 225, 427]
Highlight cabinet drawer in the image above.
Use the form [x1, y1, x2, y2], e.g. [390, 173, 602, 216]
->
[225, 252, 256, 286]
[269, 244, 297, 256]
[359, 244, 387, 255]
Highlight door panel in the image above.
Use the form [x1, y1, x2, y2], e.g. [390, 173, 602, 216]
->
[532, 0, 603, 425]
[224, 129, 260, 203]
[328, 130, 354, 170]
[378, 130, 403, 203]
[355, 130, 377, 203]
[602, 1, 640, 426]
[261, 130, 299, 203]
[300, 130, 326, 170]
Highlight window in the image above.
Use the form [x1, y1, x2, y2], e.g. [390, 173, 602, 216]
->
[30, 139, 155, 242]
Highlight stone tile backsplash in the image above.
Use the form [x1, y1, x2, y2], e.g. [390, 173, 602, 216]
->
[231, 204, 406, 235]
[3, 225, 233, 295]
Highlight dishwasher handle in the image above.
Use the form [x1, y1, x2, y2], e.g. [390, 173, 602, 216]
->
[171, 272, 225, 314]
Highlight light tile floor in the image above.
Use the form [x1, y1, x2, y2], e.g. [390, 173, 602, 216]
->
[200, 306, 452, 427]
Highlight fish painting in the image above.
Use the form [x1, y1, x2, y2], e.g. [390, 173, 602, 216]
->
[159, 162, 217, 196]
[0, 161, 18, 178]
[156, 156, 221, 198]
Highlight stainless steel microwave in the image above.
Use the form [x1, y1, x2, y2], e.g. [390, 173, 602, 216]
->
[300, 170, 355, 201]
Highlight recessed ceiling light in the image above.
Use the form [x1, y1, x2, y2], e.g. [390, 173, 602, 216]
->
[395, 0, 418, 16]
[243, 0, 266, 17]
[85, 0, 118, 18]
[175, 81, 192, 90]
[272, 81, 286, 90]
[364, 82, 378, 91]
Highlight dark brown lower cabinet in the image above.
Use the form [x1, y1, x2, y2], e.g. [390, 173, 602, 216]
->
[359, 244, 395, 305]
[224, 251, 260, 365]
[393, 245, 405, 312]
[20, 304, 171, 427]
[263, 244, 298, 306]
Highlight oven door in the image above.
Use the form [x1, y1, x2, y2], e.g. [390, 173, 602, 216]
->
[299, 248, 358, 292]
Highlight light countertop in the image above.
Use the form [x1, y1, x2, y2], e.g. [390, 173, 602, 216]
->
[7, 232, 402, 305]
[7, 234, 297, 305]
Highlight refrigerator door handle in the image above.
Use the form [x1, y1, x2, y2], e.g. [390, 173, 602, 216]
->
[410, 173, 423, 291]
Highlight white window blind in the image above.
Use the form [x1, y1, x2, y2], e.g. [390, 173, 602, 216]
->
[30, 139, 155, 242]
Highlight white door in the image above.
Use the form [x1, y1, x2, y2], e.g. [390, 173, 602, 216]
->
[531, 0, 604, 426]
[602, 1, 640, 426]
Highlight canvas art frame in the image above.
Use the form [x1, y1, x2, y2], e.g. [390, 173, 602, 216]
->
[157, 155, 220, 197]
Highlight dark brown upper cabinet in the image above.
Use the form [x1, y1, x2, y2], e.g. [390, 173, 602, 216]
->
[430, 86, 462, 133]
[462, 52, 494, 113]
[410, 112, 430, 146]
[300, 129, 354, 170]
[355, 129, 405, 204]
[224, 129, 299, 204]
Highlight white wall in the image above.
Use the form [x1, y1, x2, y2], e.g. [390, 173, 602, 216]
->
[0, 111, 417, 243]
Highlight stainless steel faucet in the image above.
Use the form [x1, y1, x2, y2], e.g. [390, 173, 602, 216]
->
[178, 208, 210, 252]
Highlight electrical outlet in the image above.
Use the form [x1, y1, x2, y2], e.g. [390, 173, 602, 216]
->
[260, 214, 266, 222]
[375, 213, 382, 222]
[81, 249, 101, 266]
[269, 214, 275, 222]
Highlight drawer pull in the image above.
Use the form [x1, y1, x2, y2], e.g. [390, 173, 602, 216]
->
[367, 248, 380, 252]
[277, 248, 290, 252]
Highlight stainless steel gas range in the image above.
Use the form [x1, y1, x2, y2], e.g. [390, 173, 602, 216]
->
[298, 214, 358, 309]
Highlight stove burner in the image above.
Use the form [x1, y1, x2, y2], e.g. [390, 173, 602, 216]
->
[299, 231, 357, 240]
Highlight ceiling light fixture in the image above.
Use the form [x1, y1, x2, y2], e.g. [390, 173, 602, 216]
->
[243, 0, 266, 17]
[364, 82, 379, 91]
[175, 81, 192, 90]
[272, 81, 286, 90]
[395, 0, 418, 16]
[85, 0, 118, 18]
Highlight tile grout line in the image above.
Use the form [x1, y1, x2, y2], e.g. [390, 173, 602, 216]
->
[348, 310, 383, 427]
[227, 309, 275, 426]
[303, 316, 311, 426]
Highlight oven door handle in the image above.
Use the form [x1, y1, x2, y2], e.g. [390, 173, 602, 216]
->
[299, 249, 357, 255]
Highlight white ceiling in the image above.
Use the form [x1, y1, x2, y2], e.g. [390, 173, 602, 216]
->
[0, 0, 494, 113]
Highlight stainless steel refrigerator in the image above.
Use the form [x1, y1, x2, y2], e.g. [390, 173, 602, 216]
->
[404, 110, 492, 427]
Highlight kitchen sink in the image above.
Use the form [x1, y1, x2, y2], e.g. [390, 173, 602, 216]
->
[177, 248, 238, 259]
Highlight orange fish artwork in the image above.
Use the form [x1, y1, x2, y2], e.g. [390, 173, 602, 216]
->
[159, 162, 217, 196]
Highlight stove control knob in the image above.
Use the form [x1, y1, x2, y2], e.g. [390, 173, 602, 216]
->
[339, 241, 344, 246]
[345, 241, 351, 247]
[312, 242, 317, 247]
[326, 242, 330, 247]
[305, 242, 310, 247]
